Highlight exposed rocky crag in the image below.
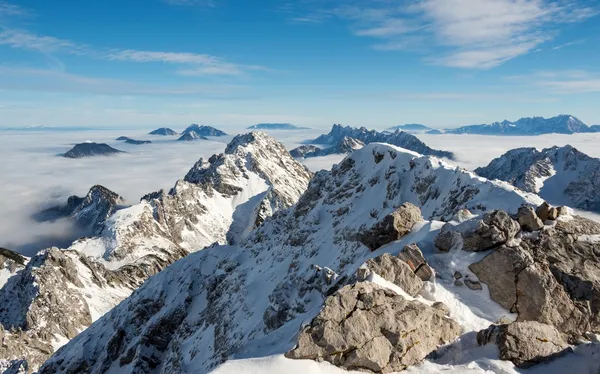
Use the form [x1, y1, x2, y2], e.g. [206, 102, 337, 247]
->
[436, 202, 600, 341]
[290, 136, 364, 159]
[180, 124, 227, 137]
[311, 124, 455, 159]
[286, 283, 461, 372]
[475, 145, 600, 213]
[38, 143, 548, 374]
[0, 132, 312, 372]
[477, 321, 569, 368]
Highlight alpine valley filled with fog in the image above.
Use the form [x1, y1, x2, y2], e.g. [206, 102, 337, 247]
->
[3, 0, 600, 373]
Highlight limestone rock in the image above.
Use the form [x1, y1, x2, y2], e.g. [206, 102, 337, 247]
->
[548, 207, 559, 220]
[477, 321, 569, 368]
[286, 283, 461, 372]
[359, 203, 423, 251]
[469, 246, 534, 310]
[517, 206, 544, 231]
[435, 210, 520, 252]
[464, 279, 482, 290]
[397, 244, 434, 281]
[434, 230, 462, 252]
[536, 202, 551, 221]
[365, 253, 423, 296]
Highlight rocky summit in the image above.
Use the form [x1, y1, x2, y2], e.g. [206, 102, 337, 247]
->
[0, 132, 312, 372]
[290, 136, 364, 158]
[3, 137, 600, 374]
[311, 124, 455, 159]
[475, 145, 600, 213]
[37, 143, 600, 374]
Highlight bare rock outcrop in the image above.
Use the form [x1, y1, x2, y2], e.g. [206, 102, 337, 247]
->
[469, 211, 600, 340]
[517, 206, 544, 231]
[397, 244, 434, 281]
[364, 253, 423, 296]
[435, 210, 520, 252]
[359, 203, 423, 251]
[286, 283, 461, 373]
[477, 321, 569, 368]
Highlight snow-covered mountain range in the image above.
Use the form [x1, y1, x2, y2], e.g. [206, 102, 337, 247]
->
[0, 132, 312, 372]
[446, 114, 597, 135]
[3, 132, 600, 374]
[290, 136, 364, 158]
[475, 145, 600, 213]
[311, 124, 455, 159]
[38, 142, 600, 374]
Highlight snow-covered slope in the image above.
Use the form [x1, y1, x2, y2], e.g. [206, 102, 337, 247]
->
[312, 124, 455, 159]
[39, 143, 547, 374]
[475, 145, 600, 212]
[0, 132, 312, 371]
[447, 114, 593, 135]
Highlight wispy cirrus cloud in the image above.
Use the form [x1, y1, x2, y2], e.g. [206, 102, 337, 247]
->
[530, 70, 600, 93]
[0, 1, 30, 18]
[0, 30, 267, 76]
[288, 0, 598, 69]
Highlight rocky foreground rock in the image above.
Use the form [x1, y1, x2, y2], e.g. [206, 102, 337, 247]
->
[286, 283, 461, 373]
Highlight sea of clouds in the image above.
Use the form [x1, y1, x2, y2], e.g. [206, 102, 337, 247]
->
[2, 127, 600, 256]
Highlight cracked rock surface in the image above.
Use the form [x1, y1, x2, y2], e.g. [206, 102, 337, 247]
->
[286, 282, 461, 373]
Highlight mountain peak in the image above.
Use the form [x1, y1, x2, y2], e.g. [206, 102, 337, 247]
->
[182, 124, 227, 137]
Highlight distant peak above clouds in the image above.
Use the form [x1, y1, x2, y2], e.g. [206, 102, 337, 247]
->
[446, 114, 597, 135]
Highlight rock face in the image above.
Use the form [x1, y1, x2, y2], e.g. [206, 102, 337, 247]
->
[448, 114, 592, 135]
[289, 145, 320, 158]
[359, 202, 423, 251]
[517, 206, 544, 231]
[1, 132, 312, 371]
[469, 212, 600, 340]
[149, 127, 178, 135]
[177, 132, 208, 141]
[290, 136, 365, 159]
[435, 210, 520, 252]
[476, 145, 600, 213]
[37, 143, 542, 374]
[364, 253, 424, 296]
[397, 244, 434, 281]
[286, 283, 461, 373]
[0, 248, 26, 288]
[311, 124, 455, 159]
[477, 321, 569, 368]
[63, 142, 123, 158]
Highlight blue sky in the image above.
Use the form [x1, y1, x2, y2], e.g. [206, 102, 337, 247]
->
[1, 0, 600, 129]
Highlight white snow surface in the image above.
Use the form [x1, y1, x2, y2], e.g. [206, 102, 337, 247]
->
[39, 143, 575, 374]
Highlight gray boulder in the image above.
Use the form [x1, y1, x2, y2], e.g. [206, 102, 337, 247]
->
[536, 202, 551, 221]
[517, 206, 544, 231]
[548, 206, 559, 220]
[359, 203, 423, 251]
[435, 210, 520, 252]
[364, 253, 424, 296]
[477, 321, 569, 368]
[286, 283, 461, 372]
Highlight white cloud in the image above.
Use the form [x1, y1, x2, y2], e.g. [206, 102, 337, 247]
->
[0, 66, 248, 96]
[297, 0, 598, 69]
[0, 1, 30, 18]
[1, 31, 267, 76]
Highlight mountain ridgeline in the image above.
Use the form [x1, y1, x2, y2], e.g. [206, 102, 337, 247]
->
[447, 114, 598, 135]
[310, 124, 455, 159]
